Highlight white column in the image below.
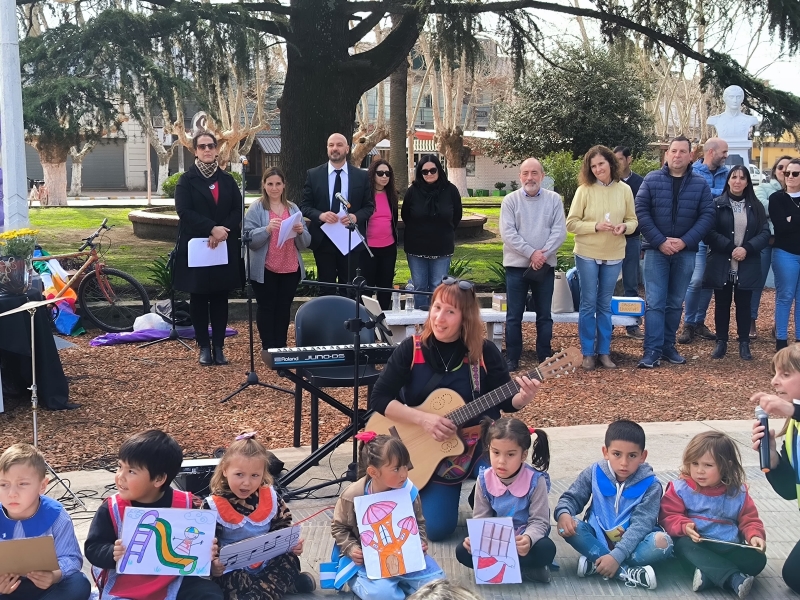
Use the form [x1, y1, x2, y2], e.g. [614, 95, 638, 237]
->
[0, 0, 30, 231]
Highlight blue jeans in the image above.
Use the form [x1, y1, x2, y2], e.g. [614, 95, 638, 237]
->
[350, 556, 444, 600]
[683, 242, 714, 326]
[751, 245, 773, 320]
[407, 254, 451, 307]
[505, 266, 555, 363]
[564, 520, 673, 576]
[772, 248, 800, 340]
[642, 249, 696, 354]
[7, 572, 91, 600]
[622, 236, 641, 297]
[575, 256, 622, 356]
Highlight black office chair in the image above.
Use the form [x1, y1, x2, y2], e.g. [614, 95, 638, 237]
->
[292, 296, 381, 453]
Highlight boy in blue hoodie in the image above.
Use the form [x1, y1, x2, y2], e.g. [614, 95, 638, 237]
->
[554, 420, 673, 590]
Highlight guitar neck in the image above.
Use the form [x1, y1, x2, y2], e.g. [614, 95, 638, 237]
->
[446, 366, 543, 426]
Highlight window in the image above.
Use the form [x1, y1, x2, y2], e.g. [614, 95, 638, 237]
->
[264, 154, 281, 169]
[466, 155, 476, 177]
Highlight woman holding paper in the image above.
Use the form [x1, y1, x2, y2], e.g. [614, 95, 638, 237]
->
[174, 131, 242, 366]
[244, 167, 311, 351]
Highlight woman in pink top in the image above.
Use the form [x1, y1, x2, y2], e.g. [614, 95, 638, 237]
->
[359, 159, 399, 309]
[245, 167, 311, 350]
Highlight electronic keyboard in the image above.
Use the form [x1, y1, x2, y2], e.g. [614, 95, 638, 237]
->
[263, 343, 395, 368]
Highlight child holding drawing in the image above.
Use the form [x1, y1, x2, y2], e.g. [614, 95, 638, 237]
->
[84, 429, 223, 600]
[329, 433, 444, 600]
[457, 417, 555, 584]
[204, 432, 315, 600]
[660, 431, 766, 598]
[0, 443, 90, 600]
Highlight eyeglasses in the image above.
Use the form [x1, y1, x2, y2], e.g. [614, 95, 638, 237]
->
[421, 168, 438, 176]
[787, 171, 800, 178]
[197, 143, 217, 150]
[375, 170, 391, 177]
[442, 276, 474, 291]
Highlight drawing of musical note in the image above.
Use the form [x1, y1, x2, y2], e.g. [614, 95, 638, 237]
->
[217, 526, 302, 574]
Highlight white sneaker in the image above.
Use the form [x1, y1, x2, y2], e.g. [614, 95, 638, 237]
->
[619, 565, 657, 589]
[577, 556, 597, 577]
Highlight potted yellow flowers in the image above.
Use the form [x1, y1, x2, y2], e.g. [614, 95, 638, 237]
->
[0, 228, 39, 295]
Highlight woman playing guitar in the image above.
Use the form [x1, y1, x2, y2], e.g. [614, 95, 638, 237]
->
[369, 277, 540, 540]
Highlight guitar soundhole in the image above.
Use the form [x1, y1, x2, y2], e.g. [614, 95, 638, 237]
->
[431, 394, 452, 410]
[441, 439, 458, 452]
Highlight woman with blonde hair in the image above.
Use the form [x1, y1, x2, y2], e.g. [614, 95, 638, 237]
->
[244, 167, 311, 352]
[567, 145, 638, 370]
[369, 278, 541, 541]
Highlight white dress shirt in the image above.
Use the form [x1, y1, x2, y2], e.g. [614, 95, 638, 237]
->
[327, 162, 350, 210]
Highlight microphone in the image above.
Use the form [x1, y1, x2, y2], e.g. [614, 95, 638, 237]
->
[335, 192, 351, 210]
[755, 406, 771, 473]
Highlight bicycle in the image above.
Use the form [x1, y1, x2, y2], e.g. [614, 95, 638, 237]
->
[32, 218, 151, 332]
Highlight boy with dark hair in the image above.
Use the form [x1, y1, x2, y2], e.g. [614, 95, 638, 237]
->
[85, 430, 222, 600]
[554, 420, 673, 590]
[0, 443, 91, 600]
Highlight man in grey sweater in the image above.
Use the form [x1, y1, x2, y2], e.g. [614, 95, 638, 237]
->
[500, 157, 567, 370]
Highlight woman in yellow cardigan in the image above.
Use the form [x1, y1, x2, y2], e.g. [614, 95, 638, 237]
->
[566, 145, 638, 370]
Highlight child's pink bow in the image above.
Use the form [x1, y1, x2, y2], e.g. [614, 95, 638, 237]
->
[355, 431, 377, 443]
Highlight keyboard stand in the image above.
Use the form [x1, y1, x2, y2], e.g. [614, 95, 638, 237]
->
[274, 367, 372, 496]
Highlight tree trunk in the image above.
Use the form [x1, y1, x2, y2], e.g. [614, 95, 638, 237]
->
[438, 128, 467, 197]
[41, 162, 68, 206]
[157, 155, 171, 194]
[69, 161, 83, 196]
[389, 21, 409, 192]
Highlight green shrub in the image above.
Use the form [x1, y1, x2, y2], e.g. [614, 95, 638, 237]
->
[542, 151, 581, 213]
[630, 156, 662, 177]
[146, 254, 173, 298]
[487, 260, 506, 291]
[449, 255, 474, 278]
[160, 170, 244, 199]
[296, 267, 320, 297]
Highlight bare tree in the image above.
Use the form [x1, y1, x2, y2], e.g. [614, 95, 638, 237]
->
[68, 140, 97, 196]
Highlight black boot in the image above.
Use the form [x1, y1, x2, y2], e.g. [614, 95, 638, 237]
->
[213, 345, 229, 365]
[711, 340, 727, 359]
[199, 346, 213, 366]
[777, 339, 789, 351]
[739, 341, 753, 361]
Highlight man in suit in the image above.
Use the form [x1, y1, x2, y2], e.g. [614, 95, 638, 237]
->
[300, 133, 374, 294]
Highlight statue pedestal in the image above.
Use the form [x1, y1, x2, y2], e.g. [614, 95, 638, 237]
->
[726, 141, 752, 165]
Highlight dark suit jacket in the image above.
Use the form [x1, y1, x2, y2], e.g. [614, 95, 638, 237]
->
[173, 165, 242, 294]
[300, 163, 374, 252]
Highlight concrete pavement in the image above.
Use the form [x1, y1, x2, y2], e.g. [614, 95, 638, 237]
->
[48, 419, 799, 598]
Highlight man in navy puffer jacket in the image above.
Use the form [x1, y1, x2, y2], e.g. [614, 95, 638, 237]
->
[634, 136, 714, 368]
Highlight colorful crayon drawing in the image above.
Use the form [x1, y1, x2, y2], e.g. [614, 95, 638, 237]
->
[354, 486, 426, 580]
[119, 508, 214, 577]
[466, 518, 522, 584]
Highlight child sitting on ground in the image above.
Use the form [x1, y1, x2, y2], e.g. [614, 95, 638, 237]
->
[457, 417, 555, 583]
[84, 429, 223, 600]
[0, 443, 91, 600]
[554, 419, 672, 590]
[205, 432, 315, 599]
[330, 432, 444, 600]
[660, 431, 766, 599]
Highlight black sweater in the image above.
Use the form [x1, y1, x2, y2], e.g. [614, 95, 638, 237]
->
[401, 181, 463, 256]
[769, 191, 800, 255]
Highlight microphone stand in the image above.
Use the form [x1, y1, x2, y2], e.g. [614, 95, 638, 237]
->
[219, 164, 293, 403]
[140, 248, 192, 350]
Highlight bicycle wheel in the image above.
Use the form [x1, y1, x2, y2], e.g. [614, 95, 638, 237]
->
[78, 267, 150, 332]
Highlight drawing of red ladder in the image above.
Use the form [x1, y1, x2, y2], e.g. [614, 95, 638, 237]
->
[121, 510, 159, 567]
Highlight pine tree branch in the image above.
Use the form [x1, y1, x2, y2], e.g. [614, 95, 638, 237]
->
[348, 11, 387, 46]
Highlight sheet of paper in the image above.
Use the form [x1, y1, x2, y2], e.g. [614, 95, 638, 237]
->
[466, 517, 522, 584]
[277, 211, 303, 249]
[218, 525, 302, 574]
[188, 238, 228, 267]
[353, 485, 425, 580]
[320, 209, 362, 256]
[118, 507, 215, 576]
[0, 536, 59, 575]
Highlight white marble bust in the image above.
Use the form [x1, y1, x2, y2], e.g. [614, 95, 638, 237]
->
[707, 85, 759, 142]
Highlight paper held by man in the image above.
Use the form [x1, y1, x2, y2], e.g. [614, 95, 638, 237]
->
[321, 209, 362, 256]
[188, 238, 228, 267]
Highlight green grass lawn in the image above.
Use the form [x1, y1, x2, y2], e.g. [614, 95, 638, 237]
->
[27, 206, 575, 292]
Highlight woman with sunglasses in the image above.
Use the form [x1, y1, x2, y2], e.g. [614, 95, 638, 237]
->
[401, 154, 463, 307]
[174, 131, 242, 366]
[702, 166, 769, 360]
[769, 158, 800, 350]
[566, 145, 638, 370]
[369, 278, 540, 541]
[359, 160, 399, 309]
[751, 155, 795, 338]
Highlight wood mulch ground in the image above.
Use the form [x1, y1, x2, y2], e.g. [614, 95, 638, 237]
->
[0, 289, 786, 471]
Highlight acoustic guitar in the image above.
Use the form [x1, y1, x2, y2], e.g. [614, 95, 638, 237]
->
[365, 347, 582, 487]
